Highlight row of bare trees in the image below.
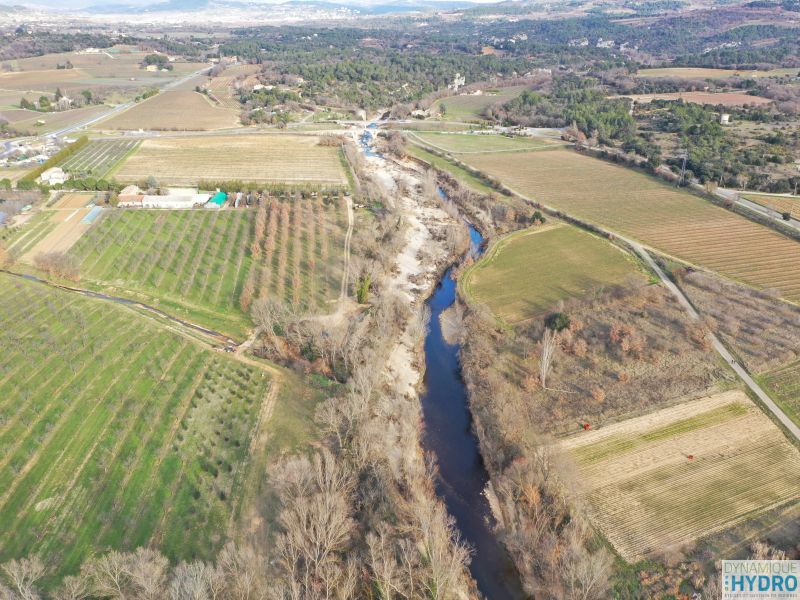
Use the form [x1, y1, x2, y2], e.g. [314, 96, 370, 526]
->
[249, 155, 473, 597]
[0, 544, 269, 600]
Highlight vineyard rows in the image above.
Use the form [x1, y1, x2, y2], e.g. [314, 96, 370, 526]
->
[0, 274, 271, 574]
[59, 140, 140, 178]
[761, 360, 800, 428]
[466, 149, 800, 303]
[69, 209, 253, 335]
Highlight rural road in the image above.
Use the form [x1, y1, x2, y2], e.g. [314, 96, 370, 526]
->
[480, 178, 800, 443]
[340, 195, 354, 302]
[714, 187, 800, 232]
[631, 243, 800, 441]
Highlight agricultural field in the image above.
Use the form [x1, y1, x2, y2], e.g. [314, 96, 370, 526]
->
[114, 134, 348, 186]
[406, 144, 494, 194]
[464, 148, 800, 303]
[0, 273, 272, 576]
[2, 211, 59, 258]
[205, 64, 260, 110]
[411, 131, 557, 154]
[58, 139, 140, 178]
[744, 192, 800, 217]
[0, 68, 90, 92]
[19, 207, 98, 262]
[462, 223, 643, 323]
[9, 47, 206, 91]
[561, 390, 800, 561]
[760, 361, 800, 428]
[97, 90, 240, 131]
[619, 91, 772, 107]
[52, 192, 101, 210]
[635, 67, 799, 79]
[9, 105, 110, 136]
[431, 85, 530, 121]
[68, 196, 348, 336]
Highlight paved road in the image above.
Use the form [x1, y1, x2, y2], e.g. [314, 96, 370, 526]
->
[631, 243, 800, 440]
[714, 187, 800, 232]
[494, 180, 800, 443]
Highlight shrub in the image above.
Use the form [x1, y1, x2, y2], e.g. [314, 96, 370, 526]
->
[545, 312, 570, 332]
[33, 251, 80, 281]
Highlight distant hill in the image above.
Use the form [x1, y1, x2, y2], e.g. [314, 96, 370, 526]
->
[82, 0, 474, 14]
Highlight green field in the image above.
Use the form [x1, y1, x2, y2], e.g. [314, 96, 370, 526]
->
[59, 139, 140, 178]
[462, 223, 642, 323]
[67, 198, 348, 337]
[411, 131, 557, 154]
[1, 211, 57, 257]
[760, 361, 800, 428]
[406, 144, 494, 194]
[0, 273, 271, 577]
[69, 209, 254, 336]
[431, 86, 529, 121]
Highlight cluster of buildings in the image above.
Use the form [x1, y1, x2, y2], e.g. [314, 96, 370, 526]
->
[117, 185, 227, 209]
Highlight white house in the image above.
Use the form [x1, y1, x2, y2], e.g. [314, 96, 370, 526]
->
[38, 167, 68, 185]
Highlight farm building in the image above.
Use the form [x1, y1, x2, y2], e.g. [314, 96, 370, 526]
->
[141, 194, 209, 209]
[38, 167, 68, 185]
[118, 184, 144, 208]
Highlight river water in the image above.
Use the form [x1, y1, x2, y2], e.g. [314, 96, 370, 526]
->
[419, 222, 525, 599]
[358, 129, 524, 597]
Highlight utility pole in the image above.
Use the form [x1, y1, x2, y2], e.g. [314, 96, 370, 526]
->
[678, 148, 688, 187]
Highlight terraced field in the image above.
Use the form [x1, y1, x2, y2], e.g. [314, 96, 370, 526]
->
[58, 139, 140, 178]
[115, 134, 348, 186]
[462, 223, 642, 323]
[0, 273, 272, 576]
[68, 197, 348, 335]
[464, 148, 800, 303]
[561, 390, 800, 561]
[760, 361, 800, 428]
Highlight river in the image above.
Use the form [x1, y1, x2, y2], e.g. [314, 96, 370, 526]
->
[420, 221, 525, 599]
[358, 128, 524, 597]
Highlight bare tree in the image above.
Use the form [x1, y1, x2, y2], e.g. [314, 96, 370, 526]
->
[53, 576, 89, 600]
[540, 328, 557, 390]
[81, 551, 131, 599]
[1, 557, 45, 600]
[272, 449, 356, 599]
